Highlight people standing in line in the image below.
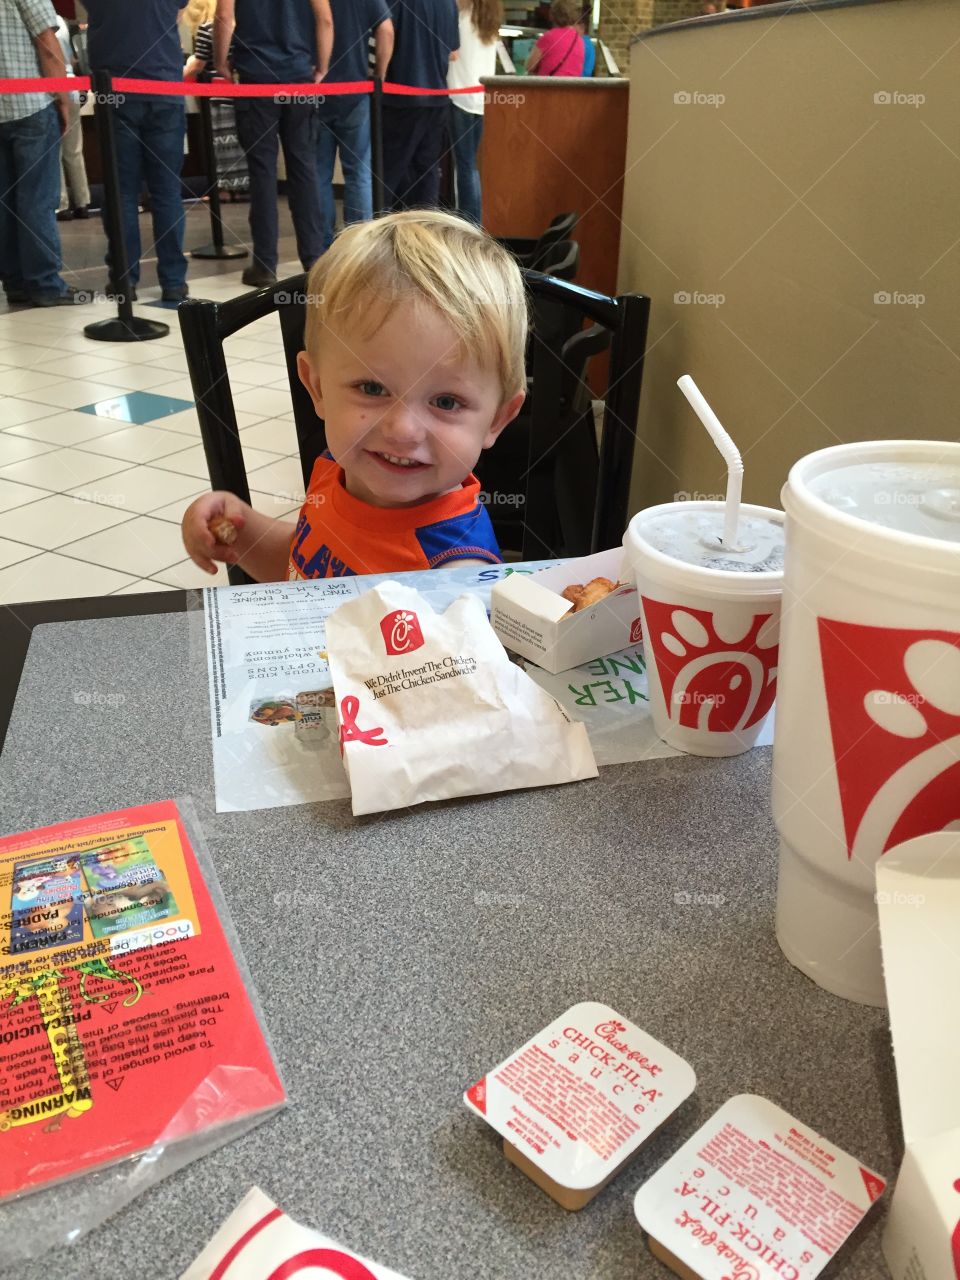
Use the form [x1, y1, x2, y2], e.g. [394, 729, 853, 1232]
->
[83, 0, 190, 302]
[316, 0, 393, 253]
[525, 0, 585, 76]
[0, 0, 89, 306]
[382, 0, 459, 212]
[214, 0, 333, 289]
[54, 14, 91, 220]
[447, 0, 500, 226]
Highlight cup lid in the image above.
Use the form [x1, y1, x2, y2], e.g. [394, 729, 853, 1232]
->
[783, 440, 960, 571]
[624, 502, 785, 598]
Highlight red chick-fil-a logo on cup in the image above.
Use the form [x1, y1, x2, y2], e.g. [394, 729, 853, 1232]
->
[380, 609, 424, 656]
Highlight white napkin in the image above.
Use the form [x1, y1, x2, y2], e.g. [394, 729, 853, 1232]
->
[181, 1186, 411, 1279]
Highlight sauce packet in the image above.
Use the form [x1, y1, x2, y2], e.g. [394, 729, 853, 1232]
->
[464, 1001, 696, 1210]
[633, 1094, 886, 1279]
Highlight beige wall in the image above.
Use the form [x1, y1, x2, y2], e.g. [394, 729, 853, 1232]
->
[601, 0, 705, 75]
[617, 0, 960, 512]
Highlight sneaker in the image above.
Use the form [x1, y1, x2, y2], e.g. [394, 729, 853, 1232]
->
[161, 285, 190, 303]
[105, 281, 138, 302]
[29, 287, 93, 307]
[4, 289, 29, 304]
[241, 265, 278, 289]
[56, 208, 74, 222]
[73, 205, 91, 219]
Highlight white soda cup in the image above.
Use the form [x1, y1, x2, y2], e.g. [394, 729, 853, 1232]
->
[623, 500, 785, 756]
[773, 440, 960, 1006]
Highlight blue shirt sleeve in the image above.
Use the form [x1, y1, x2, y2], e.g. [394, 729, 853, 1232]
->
[444, 0, 459, 50]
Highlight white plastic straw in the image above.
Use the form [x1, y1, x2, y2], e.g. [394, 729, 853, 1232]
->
[677, 374, 743, 548]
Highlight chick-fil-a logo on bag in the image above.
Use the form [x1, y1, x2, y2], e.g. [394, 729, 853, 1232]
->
[817, 620, 960, 861]
[641, 597, 779, 732]
[630, 616, 644, 645]
[380, 609, 424, 656]
[339, 695, 388, 750]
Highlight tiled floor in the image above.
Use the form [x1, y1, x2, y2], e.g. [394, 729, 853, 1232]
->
[0, 266, 306, 605]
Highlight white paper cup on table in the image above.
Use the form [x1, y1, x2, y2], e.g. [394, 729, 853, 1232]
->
[773, 440, 960, 1008]
[623, 501, 785, 757]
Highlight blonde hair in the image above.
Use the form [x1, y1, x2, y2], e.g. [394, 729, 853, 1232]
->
[303, 211, 528, 402]
[550, 0, 581, 26]
[183, 0, 217, 35]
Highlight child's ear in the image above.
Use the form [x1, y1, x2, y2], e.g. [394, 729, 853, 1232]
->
[297, 350, 325, 418]
[482, 389, 526, 449]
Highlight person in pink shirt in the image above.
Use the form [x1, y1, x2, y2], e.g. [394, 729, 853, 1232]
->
[526, 0, 585, 76]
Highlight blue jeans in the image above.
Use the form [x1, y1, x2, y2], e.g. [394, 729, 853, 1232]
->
[316, 96, 372, 252]
[449, 104, 484, 225]
[107, 97, 187, 290]
[234, 97, 322, 273]
[0, 105, 69, 300]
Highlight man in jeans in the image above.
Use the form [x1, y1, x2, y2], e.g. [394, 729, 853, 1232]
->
[316, 0, 393, 252]
[0, 0, 89, 306]
[83, 0, 189, 303]
[215, 0, 333, 288]
[383, 0, 459, 211]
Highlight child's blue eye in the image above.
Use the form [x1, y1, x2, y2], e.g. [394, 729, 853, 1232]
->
[358, 381, 386, 397]
[433, 394, 460, 412]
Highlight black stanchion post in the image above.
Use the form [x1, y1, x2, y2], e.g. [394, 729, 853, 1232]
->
[84, 71, 169, 343]
[191, 93, 247, 260]
[371, 77, 385, 216]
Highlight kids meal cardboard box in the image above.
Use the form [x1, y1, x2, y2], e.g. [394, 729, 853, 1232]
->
[876, 831, 960, 1280]
[490, 549, 640, 674]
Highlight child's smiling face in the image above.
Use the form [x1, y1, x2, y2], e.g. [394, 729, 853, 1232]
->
[298, 297, 524, 509]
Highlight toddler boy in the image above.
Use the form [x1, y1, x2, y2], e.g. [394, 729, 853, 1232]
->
[182, 210, 527, 581]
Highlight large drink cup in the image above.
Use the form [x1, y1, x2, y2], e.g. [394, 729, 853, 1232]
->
[623, 501, 785, 757]
[773, 440, 960, 1007]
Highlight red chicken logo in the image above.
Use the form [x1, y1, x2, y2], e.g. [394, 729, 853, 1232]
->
[817, 620, 960, 860]
[379, 609, 424, 656]
[641, 597, 779, 732]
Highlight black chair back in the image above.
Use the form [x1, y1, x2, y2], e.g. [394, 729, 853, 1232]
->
[527, 213, 580, 270]
[535, 238, 579, 282]
[496, 211, 580, 269]
[179, 270, 649, 582]
[179, 275, 324, 503]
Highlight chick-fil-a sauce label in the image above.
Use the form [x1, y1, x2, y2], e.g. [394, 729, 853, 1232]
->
[464, 1001, 696, 1191]
[634, 1095, 885, 1280]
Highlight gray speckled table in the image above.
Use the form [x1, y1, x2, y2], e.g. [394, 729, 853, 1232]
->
[0, 611, 898, 1280]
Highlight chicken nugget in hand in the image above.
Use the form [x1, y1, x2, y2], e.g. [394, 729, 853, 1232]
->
[208, 515, 238, 546]
[182, 490, 248, 574]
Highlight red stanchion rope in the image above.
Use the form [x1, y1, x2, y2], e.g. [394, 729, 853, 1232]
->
[0, 77, 484, 96]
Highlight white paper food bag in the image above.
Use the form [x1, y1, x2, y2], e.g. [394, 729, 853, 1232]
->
[181, 1186, 411, 1278]
[325, 582, 598, 815]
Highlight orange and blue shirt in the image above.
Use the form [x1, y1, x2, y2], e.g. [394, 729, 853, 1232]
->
[287, 454, 502, 580]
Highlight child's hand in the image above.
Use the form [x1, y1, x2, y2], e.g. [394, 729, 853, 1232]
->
[182, 492, 250, 575]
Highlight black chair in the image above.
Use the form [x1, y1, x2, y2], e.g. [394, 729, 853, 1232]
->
[179, 270, 649, 582]
[496, 212, 580, 271]
[534, 238, 579, 283]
